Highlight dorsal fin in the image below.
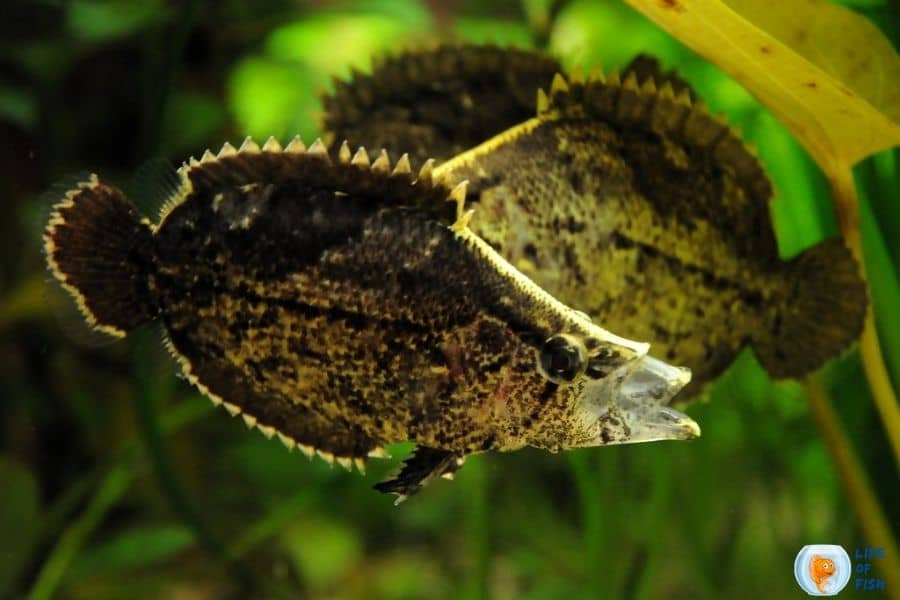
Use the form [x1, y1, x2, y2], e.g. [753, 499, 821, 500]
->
[622, 54, 698, 102]
[537, 70, 773, 223]
[321, 44, 563, 164]
[156, 135, 458, 228]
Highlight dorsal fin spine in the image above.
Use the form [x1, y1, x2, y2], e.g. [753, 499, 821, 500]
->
[542, 69, 771, 204]
[159, 138, 457, 231]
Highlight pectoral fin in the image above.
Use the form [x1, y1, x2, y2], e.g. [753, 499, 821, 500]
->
[374, 446, 466, 504]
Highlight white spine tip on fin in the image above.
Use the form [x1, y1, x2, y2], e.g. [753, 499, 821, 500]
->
[659, 81, 676, 99]
[351, 147, 370, 168]
[441, 472, 455, 480]
[317, 449, 335, 466]
[675, 88, 693, 106]
[262, 136, 282, 152]
[239, 136, 261, 153]
[218, 142, 238, 157]
[188, 156, 200, 167]
[550, 72, 569, 95]
[452, 208, 475, 232]
[536, 88, 550, 113]
[285, 135, 306, 154]
[277, 432, 296, 450]
[570, 65, 584, 84]
[223, 402, 241, 416]
[299, 444, 315, 459]
[371, 149, 390, 173]
[257, 424, 276, 439]
[338, 140, 352, 164]
[607, 70, 622, 87]
[417, 158, 435, 184]
[623, 71, 640, 91]
[587, 65, 605, 83]
[392, 153, 411, 176]
[208, 395, 223, 407]
[241, 414, 257, 429]
[307, 138, 329, 158]
[449, 179, 468, 206]
[353, 458, 367, 474]
[368, 447, 391, 459]
[200, 149, 216, 163]
[337, 457, 353, 471]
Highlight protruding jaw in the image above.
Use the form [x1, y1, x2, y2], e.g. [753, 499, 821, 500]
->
[578, 354, 699, 446]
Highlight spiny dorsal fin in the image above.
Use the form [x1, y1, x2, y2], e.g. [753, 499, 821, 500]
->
[622, 54, 698, 102]
[536, 71, 772, 208]
[321, 44, 563, 164]
[157, 136, 458, 228]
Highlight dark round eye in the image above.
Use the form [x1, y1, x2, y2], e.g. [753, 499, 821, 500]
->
[539, 334, 586, 383]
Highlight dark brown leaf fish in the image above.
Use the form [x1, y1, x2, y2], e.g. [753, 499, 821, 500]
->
[44, 137, 698, 501]
[322, 45, 867, 397]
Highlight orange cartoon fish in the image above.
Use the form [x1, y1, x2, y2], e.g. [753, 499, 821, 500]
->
[809, 555, 836, 593]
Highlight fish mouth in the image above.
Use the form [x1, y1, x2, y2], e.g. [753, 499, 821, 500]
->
[581, 354, 700, 445]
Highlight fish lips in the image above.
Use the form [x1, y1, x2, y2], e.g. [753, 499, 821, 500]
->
[580, 354, 700, 445]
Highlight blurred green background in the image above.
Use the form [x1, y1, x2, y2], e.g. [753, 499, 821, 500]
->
[1, 1, 898, 598]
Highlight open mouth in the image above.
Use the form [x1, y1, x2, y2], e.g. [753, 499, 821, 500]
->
[616, 354, 700, 441]
[583, 354, 700, 445]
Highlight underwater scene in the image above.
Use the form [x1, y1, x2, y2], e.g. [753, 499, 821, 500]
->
[2, 1, 899, 598]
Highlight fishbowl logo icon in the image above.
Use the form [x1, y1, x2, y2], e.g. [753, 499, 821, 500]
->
[794, 545, 852, 596]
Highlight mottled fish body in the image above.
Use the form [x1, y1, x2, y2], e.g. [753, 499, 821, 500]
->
[44, 138, 697, 500]
[322, 45, 866, 397]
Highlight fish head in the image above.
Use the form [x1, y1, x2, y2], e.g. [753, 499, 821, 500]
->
[519, 321, 699, 450]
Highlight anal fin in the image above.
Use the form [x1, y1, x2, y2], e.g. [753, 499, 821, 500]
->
[374, 446, 466, 504]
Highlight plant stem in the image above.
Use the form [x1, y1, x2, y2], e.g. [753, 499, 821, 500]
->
[805, 378, 900, 600]
[129, 334, 259, 593]
[829, 168, 900, 469]
[27, 464, 132, 600]
[461, 456, 489, 600]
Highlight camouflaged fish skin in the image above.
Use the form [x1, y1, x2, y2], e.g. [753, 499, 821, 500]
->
[438, 73, 866, 397]
[322, 44, 562, 165]
[322, 45, 866, 397]
[43, 138, 698, 500]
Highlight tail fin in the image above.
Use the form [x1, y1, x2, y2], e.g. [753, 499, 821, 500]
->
[43, 175, 155, 337]
[754, 238, 866, 378]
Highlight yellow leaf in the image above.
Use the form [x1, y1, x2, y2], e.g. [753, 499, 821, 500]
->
[623, 0, 900, 170]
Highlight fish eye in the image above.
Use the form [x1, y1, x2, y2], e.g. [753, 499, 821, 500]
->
[539, 334, 587, 383]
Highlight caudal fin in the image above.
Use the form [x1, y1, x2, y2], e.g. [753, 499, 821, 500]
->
[754, 238, 866, 378]
[43, 175, 155, 337]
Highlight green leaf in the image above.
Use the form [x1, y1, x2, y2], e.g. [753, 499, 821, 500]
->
[454, 17, 534, 47]
[0, 85, 37, 129]
[0, 457, 40, 596]
[265, 14, 422, 78]
[550, 0, 684, 70]
[227, 57, 319, 142]
[160, 92, 228, 155]
[67, 0, 167, 42]
[623, 0, 900, 169]
[280, 516, 361, 590]
[64, 525, 195, 584]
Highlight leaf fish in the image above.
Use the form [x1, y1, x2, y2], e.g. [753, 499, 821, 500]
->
[44, 137, 698, 501]
[321, 45, 867, 398]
